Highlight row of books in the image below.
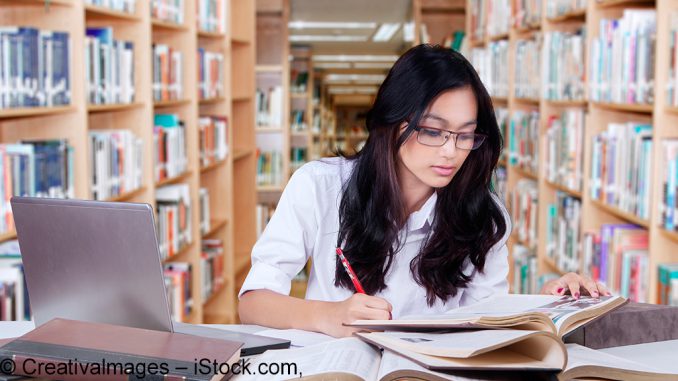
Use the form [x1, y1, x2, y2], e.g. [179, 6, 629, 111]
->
[0, 27, 70, 109]
[255, 203, 275, 238]
[582, 224, 649, 303]
[667, 12, 678, 107]
[495, 107, 509, 163]
[256, 150, 283, 187]
[542, 29, 586, 101]
[512, 244, 561, 295]
[85, 28, 135, 106]
[163, 261, 192, 322]
[291, 110, 307, 132]
[197, 0, 225, 33]
[512, 0, 540, 30]
[0, 140, 74, 235]
[197, 48, 224, 100]
[492, 165, 507, 202]
[658, 263, 678, 305]
[255, 86, 283, 127]
[545, 0, 586, 19]
[153, 113, 188, 183]
[590, 122, 653, 221]
[544, 109, 585, 192]
[469, 0, 487, 42]
[291, 148, 307, 173]
[507, 110, 539, 174]
[85, 0, 136, 13]
[589, 9, 656, 105]
[199, 187, 210, 236]
[661, 140, 678, 231]
[151, 0, 184, 24]
[470, 40, 509, 98]
[89, 130, 143, 201]
[152, 44, 183, 102]
[290, 70, 309, 94]
[514, 36, 541, 100]
[546, 192, 582, 274]
[198, 115, 228, 168]
[201, 239, 224, 301]
[156, 183, 192, 261]
[510, 179, 538, 249]
[0, 240, 28, 321]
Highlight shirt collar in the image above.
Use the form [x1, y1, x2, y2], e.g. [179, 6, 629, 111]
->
[408, 192, 437, 232]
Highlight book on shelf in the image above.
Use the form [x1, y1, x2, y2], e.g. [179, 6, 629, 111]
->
[514, 35, 541, 100]
[495, 107, 508, 162]
[590, 122, 653, 220]
[256, 149, 283, 187]
[0, 318, 241, 381]
[0, 240, 29, 322]
[154, 113, 188, 182]
[290, 147, 307, 173]
[201, 239, 224, 301]
[349, 294, 627, 339]
[151, 0, 185, 24]
[668, 12, 678, 107]
[256, 85, 283, 127]
[486, 0, 511, 38]
[512, 244, 538, 294]
[469, 0, 486, 42]
[470, 40, 509, 99]
[510, 179, 538, 249]
[491, 165, 507, 200]
[256, 203, 275, 238]
[658, 263, 678, 306]
[545, 109, 584, 191]
[582, 224, 649, 303]
[198, 115, 228, 167]
[545, 0, 586, 19]
[589, 9, 656, 105]
[442, 30, 467, 52]
[0, 27, 70, 109]
[197, 48, 224, 100]
[85, 27, 135, 106]
[290, 109, 307, 131]
[156, 183, 192, 260]
[89, 129, 143, 200]
[542, 29, 586, 101]
[152, 43, 183, 102]
[513, 0, 541, 30]
[85, 0, 136, 13]
[197, 0, 225, 33]
[290, 70, 309, 94]
[508, 110, 539, 173]
[661, 140, 678, 231]
[546, 193, 582, 274]
[199, 187, 210, 235]
[164, 261, 192, 322]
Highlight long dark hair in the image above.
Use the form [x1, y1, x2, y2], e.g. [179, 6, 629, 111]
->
[334, 44, 508, 305]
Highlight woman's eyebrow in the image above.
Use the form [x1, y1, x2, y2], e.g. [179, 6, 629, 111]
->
[422, 114, 477, 129]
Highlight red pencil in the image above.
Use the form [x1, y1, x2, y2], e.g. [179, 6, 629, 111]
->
[336, 247, 366, 294]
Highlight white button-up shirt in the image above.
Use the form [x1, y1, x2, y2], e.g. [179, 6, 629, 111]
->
[239, 157, 511, 318]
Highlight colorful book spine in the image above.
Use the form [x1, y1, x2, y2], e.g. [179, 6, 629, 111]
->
[196, 0, 225, 33]
[668, 12, 678, 107]
[85, 27, 135, 105]
[198, 115, 228, 167]
[470, 0, 487, 42]
[85, 0, 136, 13]
[660, 140, 678, 231]
[197, 48, 223, 100]
[546, 192, 582, 273]
[510, 179, 538, 249]
[658, 264, 678, 305]
[199, 187, 210, 236]
[508, 110, 539, 174]
[256, 149, 283, 187]
[545, 0, 586, 19]
[201, 239, 224, 301]
[151, 0, 184, 24]
[512, 0, 541, 30]
[514, 36, 541, 100]
[542, 29, 586, 101]
[164, 261, 192, 322]
[470, 40, 509, 98]
[89, 130, 143, 201]
[152, 43, 183, 102]
[486, 0, 511, 38]
[544, 109, 585, 191]
[156, 183, 192, 261]
[256, 85, 283, 127]
[153, 113, 188, 182]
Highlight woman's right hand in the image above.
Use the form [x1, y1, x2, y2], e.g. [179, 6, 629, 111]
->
[314, 294, 392, 338]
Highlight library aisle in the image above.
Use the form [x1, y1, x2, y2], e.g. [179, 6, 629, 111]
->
[0, 0, 677, 327]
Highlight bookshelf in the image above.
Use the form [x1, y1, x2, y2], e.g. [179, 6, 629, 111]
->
[413, 0, 466, 45]
[0, 0, 256, 323]
[466, 0, 678, 304]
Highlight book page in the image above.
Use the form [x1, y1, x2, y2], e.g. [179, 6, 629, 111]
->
[378, 350, 470, 381]
[255, 328, 334, 348]
[233, 337, 379, 381]
[564, 344, 672, 378]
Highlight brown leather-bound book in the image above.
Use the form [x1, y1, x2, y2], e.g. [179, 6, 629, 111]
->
[0, 318, 243, 380]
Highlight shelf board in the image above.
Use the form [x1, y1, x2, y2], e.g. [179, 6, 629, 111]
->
[665, 106, 678, 115]
[153, 98, 191, 108]
[491, 96, 508, 104]
[488, 33, 509, 42]
[591, 101, 653, 114]
[197, 30, 226, 39]
[0, 230, 16, 244]
[659, 228, 678, 245]
[151, 18, 188, 31]
[85, 4, 140, 21]
[256, 65, 283, 72]
[543, 256, 567, 276]
[235, 253, 251, 276]
[514, 23, 541, 34]
[290, 93, 308, 99]
[199, 97, 226, 105]
[470, 38, 485, 48]
[596, 0, 655, 9]
[163, 241, 194, 263]
[544, 180, 582, 198]
[590, 199, 650, 228]
[202, 218, 228, 238]
[203, 284, 227, 306]
[87, 102, 144, 113]
[510, 165, 539, 181]
[514, 97, 540, 105]
[257, 185, 284, 192]
[232, 95, 252, 102]
[155, 170, 192, 187]
[233, 148, 253, 161]
[0, 105, 74, 120]
[290, 132, 309, 138]
[231, 36, 251, 45]
[200, 159, 227, 174]
[255, 127, 283, 133]
[546, 9, 586, 23]
[544, 99, 588, 108]
[104, 186, 146, 202]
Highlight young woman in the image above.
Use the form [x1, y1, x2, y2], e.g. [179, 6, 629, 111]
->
[238, 44, 608, 338]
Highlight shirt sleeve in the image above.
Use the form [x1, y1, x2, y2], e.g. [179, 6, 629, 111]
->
[458, 196, 511, 306]
[238, 164, 319, 298]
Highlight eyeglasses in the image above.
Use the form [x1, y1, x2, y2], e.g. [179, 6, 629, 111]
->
[413, 125, 487, 150]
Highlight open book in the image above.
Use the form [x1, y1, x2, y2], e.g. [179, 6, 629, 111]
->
[350, 294, 627, 338]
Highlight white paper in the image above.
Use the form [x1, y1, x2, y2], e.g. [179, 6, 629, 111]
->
[255, 328, 335, 347]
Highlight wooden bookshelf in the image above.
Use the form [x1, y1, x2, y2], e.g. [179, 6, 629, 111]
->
[0, 0, 254, 324]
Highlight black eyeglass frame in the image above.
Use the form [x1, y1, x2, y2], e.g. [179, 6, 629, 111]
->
[411, 125, 487, 150]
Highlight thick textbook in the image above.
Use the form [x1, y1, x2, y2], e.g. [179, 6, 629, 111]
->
[0, 318, 242, 381]
[349, 294, 627, 338]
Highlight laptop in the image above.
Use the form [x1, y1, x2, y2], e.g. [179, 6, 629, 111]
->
[10, 197, 290, 356]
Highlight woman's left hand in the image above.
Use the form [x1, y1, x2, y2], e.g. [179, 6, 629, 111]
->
[540, 272, 611, 299]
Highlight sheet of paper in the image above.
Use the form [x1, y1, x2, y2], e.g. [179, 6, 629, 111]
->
[254, 328, 335, 347]
[565, 343, 664, 374]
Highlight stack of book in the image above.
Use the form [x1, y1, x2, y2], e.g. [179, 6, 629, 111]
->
[256, 149, 283, 187]
[85, 0, 136, 13]
[508, 110, 540, 174]
[546, 192, 582, 274]
[153, 113, 187, 182]
[590, 122, 653, 220]
[589, 9, 656, 105]
[256, 86, 283, 127]
[582, 224, 649, 302]
[196, 0, 225, 33]
[514, 36, 541, 100]
[156, 184, 192, 261]
[152, 44, 183, 102]
[511, 179, 538, 249]
[198, 187, 210, 236]
[198, 115, 228, 167]
[163, 261, 192, 322]
[201, 239, 224, 301]
[545, 0, 586, 19]
[542, 30, 586, 101]
[0, 28, 70, 109]
[85, 27, 135, 106]
[544, 109, 585, 192]
[89, 130, 143, 201]
[197, 48, 224, 100]
[151, 0, 184, 24]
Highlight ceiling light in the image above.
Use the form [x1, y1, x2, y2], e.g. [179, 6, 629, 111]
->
[314, 62, 352, 69]
[313, 55, 399, 62]
[372, 23, 400, 42]
[288, 21, 377, 29]
[289, 35, 368, 42]
[353, 62, 394, 69]
[325, 74, 386, 84]
[328, 86, 378, 94]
